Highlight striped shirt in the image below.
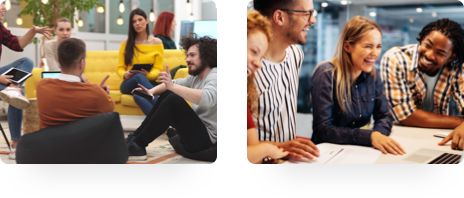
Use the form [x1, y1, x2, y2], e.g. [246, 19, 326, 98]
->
[254, 45, 303, 142]
[380, 44, 464, 121]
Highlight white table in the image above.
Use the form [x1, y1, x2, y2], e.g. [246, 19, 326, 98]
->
[295, 114, 461, 164]
[375, 125, 461, 164]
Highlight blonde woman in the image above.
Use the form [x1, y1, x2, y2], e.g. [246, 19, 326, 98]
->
[247, 11, 288, 163]
[311, 16, 405, 155]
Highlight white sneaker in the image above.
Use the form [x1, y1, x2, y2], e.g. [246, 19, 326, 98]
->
[0, 87, 30, 109]
[8, 148, 16, 160]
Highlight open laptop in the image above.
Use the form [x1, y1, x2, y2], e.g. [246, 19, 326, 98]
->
[41, 71, 61, 79]
[403, 148, 462, 164]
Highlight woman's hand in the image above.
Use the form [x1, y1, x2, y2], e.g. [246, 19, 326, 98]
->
[265, 143, 289, 159]
[124, 71, 135, 80]
[132, 83, 154, 96]
[0, 75, 13, 85]
[277, 137, 320, 161]
[371, 131, 405, 155]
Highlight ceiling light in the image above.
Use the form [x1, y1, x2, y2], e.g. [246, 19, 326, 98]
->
[119, 0, 125, 13]
[97, 6, 105, 13]
[5, 0, 10, 10]
[16, 15, 23, 25]
[117, 15, 124, 26]
[149, 9, 155, 22]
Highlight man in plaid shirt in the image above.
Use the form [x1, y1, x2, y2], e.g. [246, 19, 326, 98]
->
[0, 0, 52, 159]
[380, 19, 464, 150]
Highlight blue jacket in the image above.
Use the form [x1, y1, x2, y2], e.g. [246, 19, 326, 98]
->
[311, 62, 393, 146]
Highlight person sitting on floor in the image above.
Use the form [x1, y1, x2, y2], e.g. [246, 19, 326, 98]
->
[36, 38, 114, 129]
[126, 34, 217, 162]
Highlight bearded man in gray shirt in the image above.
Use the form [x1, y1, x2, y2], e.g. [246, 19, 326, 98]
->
[126, 35, 217, 162]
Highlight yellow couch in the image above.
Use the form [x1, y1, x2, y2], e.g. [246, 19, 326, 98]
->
[25, 49, 188, 115]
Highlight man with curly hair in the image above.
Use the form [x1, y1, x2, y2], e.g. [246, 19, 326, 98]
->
[126, 34, 217, 162]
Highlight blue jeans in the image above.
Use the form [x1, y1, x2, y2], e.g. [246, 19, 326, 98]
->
[0, 58, 34, 141]
[120, 73, 158, 115]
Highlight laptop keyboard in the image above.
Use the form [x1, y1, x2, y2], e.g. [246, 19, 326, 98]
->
[428, 153, 462, 164]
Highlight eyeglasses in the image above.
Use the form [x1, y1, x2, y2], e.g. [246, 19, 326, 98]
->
[280, 8, 318, 21]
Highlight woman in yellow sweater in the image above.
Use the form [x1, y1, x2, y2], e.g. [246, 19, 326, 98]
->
[119, 8, 164, 115]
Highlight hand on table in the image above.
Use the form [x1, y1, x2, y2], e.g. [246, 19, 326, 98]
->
[371, 131, 405, 155]
[278, 137, 319, 161]
[438, 124, 464, 150]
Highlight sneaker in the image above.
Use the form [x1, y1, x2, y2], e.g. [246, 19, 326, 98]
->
[8, 148, 15, 160]
[0, 87, 30, 109]
[127, 141, 147, 161]
[125, 133, 136, 144]
[166, 127, 178, 138]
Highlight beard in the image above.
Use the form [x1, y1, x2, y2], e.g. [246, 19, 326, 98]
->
[417, 54, 441, 76]
[418, 63, 441, 76]
[286, 19, 307, 45]
[188, 62, 208, 76]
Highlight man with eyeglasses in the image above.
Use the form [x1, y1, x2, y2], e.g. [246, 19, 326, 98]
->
[380, 19, 464, 150]
[252, 0, 319, 161]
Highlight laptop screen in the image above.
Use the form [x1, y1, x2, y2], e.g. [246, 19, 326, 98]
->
[41, 71, 61, 79]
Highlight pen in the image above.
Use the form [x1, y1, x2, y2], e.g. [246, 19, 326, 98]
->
[433, 134, 446, 139]
[325, 148, 344, 164]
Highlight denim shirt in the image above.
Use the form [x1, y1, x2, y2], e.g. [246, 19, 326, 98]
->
[311, 62, 393, 146]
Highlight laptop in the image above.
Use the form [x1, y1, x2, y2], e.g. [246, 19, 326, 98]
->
[41, 71, 61, 79]
[403, 148, 462, 164]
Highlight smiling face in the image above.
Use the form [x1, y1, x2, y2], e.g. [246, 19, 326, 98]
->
[132, 14, 148, 34]
[247, 31, 269, 76]
[417, 30, 454, 76]
[344, 29, 382, 76]
[283, 0, 316, 45]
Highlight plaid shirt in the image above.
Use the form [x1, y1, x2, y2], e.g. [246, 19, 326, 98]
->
[0, 23, 23, 59]
[380, 44, 464, 121]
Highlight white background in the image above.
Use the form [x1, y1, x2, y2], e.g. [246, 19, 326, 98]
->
[1, 1, 464, 197]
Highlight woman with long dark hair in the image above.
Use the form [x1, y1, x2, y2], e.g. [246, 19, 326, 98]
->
[118, 8, 164, 115]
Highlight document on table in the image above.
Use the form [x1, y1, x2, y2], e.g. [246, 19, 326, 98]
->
[285, 143, 381, 164]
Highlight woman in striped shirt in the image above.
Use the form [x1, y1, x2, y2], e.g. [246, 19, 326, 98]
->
[247, 11, 288, 163]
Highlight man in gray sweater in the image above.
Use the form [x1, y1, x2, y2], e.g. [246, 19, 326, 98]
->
[127, 35, 217, 162]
